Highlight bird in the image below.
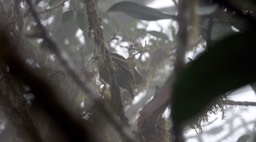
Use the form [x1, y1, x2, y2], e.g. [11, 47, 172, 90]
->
[107, 1, 179, 21]
[95, 52, 144, 98]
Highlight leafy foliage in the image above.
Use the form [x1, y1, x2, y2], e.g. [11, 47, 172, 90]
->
[0, 0, 256, 142]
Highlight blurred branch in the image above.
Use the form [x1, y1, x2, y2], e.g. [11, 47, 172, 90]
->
[137, 78, 173, 128]
[171, 0, 200, 141]
[0, 81, 44, 142]
[136, 44, 175, 135]
[25, 0, 135, 141]
[137, 83, 173, 141]
[223, 100, 256, 107]
[172, 0, 192, 141]
[0, 30, 95, 142]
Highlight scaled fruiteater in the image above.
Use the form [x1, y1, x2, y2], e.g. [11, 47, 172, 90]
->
[96, 52, 144, 98]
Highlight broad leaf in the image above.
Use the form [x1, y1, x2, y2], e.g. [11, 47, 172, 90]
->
[171, 32, 256, 125]
[107, 1, 178, 21]
[107, 1, 218, 21]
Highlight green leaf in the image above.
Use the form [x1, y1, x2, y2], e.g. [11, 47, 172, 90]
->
[107, 1, 179, 21]
[171, 32, 256, 125]
[107, 2, 218, 21]
[62, 10, 74, 23]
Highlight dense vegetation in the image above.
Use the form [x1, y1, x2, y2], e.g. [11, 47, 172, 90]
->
[0, 0, 256, 142]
